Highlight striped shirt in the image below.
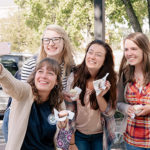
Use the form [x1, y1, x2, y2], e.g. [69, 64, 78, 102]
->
[124, 82, 150, 148]
[21, 57, 68, 90]
[21, 57, 36, 82]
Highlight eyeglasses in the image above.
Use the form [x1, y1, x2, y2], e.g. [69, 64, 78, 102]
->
[42, 37, 63, 45]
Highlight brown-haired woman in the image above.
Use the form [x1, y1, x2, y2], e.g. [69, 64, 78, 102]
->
[64, 40, 117, 150]
[117, 32, 150, 150]
[0, 58, 67, 150]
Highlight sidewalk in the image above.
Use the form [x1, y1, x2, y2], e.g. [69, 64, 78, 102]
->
[111, 139, 126, 150]
[111, 118, 126, 150]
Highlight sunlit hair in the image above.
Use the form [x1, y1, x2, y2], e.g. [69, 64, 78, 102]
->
[38, 24, 74, 75]
[119, 32, 150, 85]
[28, 58, 63, 110]
[72, 40, 117, 109]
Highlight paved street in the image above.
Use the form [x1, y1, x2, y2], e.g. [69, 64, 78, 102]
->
[111, 118, 126, 150]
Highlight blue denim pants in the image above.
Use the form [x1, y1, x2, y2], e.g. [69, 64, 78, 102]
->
[75, 130, 103, 150]
[2, 107, 10, 142]
[125, 142, 150, 150]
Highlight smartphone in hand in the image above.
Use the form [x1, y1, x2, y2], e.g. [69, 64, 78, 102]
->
[0, 42, 11, 55]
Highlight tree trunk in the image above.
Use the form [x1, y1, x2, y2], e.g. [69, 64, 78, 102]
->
[122, 0, 142, 32]
[147, 0, 150, 31]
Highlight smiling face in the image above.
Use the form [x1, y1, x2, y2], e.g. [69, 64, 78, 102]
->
[35, 64, 57, 97]
[85, 44, 106, 75]
[124, 39, 143, 68]
[43, 30, 64, 59]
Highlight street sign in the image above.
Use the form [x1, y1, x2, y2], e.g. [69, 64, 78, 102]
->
[0, 42, 11, 55]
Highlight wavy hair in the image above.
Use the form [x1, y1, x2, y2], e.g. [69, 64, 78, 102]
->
[72, 40, 117, 109]
[28, 58, 63, 110]
[119, 32, 150, 85]
[38, 24, 75, 75]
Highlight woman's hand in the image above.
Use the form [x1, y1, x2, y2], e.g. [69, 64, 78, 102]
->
[127, 105, 135, 117]
[98, 80, 111, 97]
[63, 91, 78, 102]
[96, 81, 111, 112]
[69, 144, 78, 150]
[57, 118, 68, 129]
[136, 105, 150, 116]
[63, 91, 73, 102]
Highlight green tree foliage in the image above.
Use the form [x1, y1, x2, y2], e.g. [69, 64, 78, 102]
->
[105, 0, 150, 50]
[4, 0, 149, 53]
[14, 0, 94, 50]
[0, 12, 40, 53]
[106, 0, 148, 31]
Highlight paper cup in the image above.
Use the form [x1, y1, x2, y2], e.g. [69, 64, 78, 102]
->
[133, 105, 143, 114]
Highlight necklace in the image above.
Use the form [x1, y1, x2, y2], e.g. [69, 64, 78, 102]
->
[136, 78, 143, 86]
[135, 77, 144, 94]
[134, 72, 144, 86]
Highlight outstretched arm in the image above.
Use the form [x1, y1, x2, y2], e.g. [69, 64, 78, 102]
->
[0, 64, 31, 101]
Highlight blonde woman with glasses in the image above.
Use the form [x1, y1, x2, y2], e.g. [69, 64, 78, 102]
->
[22, 24, 75, 90]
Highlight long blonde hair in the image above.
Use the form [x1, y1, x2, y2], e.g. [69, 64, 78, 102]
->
[38, 24, 75, 75]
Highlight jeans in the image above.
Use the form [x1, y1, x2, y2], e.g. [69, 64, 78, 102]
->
[2, 107, 10, 142]
[125, 142, 150, 150]
[75, 130, 103, 150]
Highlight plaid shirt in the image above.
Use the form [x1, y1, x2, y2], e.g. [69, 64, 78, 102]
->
[65, 73, 116, 150]
[124, 82, 150, 148]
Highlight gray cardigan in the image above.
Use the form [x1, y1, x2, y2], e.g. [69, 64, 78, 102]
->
[117, 74, 130, 133]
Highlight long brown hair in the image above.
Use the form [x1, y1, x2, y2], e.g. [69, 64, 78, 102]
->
[28, 58, 63, 110]
[119, 32, 150, 85]
[73, 40, 117, 109]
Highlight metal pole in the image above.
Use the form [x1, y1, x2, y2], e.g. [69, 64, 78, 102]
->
[94, 0, 105, 41]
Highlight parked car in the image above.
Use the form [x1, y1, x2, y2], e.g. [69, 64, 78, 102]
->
[0, 53, 32, 119]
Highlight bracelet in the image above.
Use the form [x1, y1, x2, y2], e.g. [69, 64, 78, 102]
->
[70, 143, 75, 145]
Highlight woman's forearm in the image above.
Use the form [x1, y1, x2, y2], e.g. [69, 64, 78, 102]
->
[0, 64, 30, 101]
[70, 133, 75, 144]
[97, 95, 107, 112]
